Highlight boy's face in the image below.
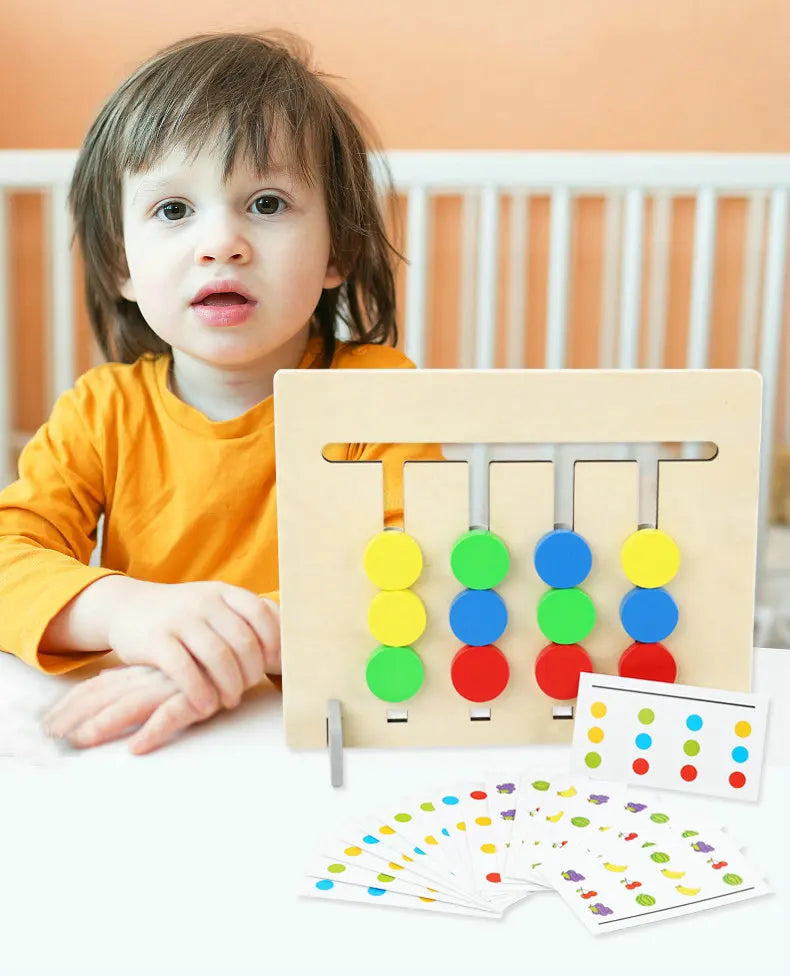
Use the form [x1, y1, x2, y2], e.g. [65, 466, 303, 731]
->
[119, 138, 344, 370]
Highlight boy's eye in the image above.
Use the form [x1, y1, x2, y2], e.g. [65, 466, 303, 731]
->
[155, 201, 190, 221]
[251, 195, 285, 216]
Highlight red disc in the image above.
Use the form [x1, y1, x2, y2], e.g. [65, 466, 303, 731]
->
[450, 645, 510, 702]
[729, 771, 746, 789]
[470, 790, 487, 800]
[486, 872, 502, 883]
[619, 642, 677, 683]
[534, 643, 593, 700]
[680, 765, 698, 782]
[633, 758, 649, 775]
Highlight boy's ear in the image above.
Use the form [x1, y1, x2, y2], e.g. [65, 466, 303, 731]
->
[323, 259, 345, 291]
[118, 277, 136, 302]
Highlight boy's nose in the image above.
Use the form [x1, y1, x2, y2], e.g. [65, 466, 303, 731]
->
[194, 225, 252, 264]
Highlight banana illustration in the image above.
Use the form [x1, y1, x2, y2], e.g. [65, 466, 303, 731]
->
[557, 786, 577, 797]
[661, 868, 687, 879]
[675, 885, 701, 896]
[546, 811, 564, 822]
[603, 862, 628, 872]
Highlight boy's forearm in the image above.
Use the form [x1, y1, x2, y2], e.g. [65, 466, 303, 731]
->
[39, 575, 136, 653]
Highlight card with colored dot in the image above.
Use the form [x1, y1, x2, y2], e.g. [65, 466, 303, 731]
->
[571, 672, 769, 801]
[301, 874, 503, 917]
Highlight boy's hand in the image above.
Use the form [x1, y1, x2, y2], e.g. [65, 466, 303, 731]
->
[105, 580, 280, 716]
[42, 664, 219, 754]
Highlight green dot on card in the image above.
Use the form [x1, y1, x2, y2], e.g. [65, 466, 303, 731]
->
[585, 752, 602, 768]
[638, 708, 655, 724]
[420, 802, 435, 811]
[328, 863, 346, 873]
[683, 739, 700, 756]
[394, 813, 412, 822]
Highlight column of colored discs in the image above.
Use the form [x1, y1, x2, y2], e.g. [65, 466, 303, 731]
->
[448, 529, 511, 702]
[364, 530, 427, 703]
[619, 528, 680, 682]
[533, 529, 596, 700]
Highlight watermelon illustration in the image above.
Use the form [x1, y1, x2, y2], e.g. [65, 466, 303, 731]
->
[636, 893, 656, 907]
[650, 852, 671, 863]
[723, 873, 743, 886]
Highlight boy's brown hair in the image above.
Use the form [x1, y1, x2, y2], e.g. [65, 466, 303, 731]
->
[68, 30, 402, 368]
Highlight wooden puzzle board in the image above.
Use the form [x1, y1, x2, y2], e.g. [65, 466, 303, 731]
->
[273, 369, 761, 749]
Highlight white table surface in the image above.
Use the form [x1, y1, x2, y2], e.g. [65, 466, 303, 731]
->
[1, 647, 788, 976]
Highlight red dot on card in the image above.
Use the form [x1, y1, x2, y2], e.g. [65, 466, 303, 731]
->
[729, 771, 746, 789]
[486, 872, 502, 883]
[632, 758, 649, 775]
[680, 764, 698, 782]
[470, 790, 487, 800]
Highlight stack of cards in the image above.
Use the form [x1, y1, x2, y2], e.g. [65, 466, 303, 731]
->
[301, 771, 771, 933]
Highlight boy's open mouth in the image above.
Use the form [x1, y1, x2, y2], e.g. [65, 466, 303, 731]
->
[195, 292, 250, 306]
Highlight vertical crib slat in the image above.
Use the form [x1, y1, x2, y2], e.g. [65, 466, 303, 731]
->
[47, 182, 76, 401]
[598, 193, 622, 368]
[0, 189, 11, 487]
[506, 191, 528, 368]
[404, 185, 429, 367]
[646, 192, 672, 368]
[474, 185, 500, 370]
[756, 189, 789, 583]
[738, 192, 767, 368]
[546, 187, 571, 369]
[618, 188, 645, 369]
[687, 187, 717, 369]
[458, 191, 478, 369]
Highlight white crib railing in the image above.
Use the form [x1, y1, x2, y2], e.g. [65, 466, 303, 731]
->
[1, 149, 789, 592]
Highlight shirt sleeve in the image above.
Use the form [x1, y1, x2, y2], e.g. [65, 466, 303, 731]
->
[0, 375, 126, 673]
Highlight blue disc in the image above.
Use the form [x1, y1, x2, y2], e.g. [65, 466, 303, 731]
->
[619, 587, 679, 643]
[533, 529, 593, 588]
[448, 589, 508, 646]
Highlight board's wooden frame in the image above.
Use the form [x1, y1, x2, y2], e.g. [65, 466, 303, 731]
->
[274, 369, 762, 749]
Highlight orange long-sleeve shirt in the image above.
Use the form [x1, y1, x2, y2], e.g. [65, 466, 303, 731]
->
[0, 338, 441, 676]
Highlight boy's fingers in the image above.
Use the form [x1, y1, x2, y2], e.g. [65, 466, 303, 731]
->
[202, 606, 266, 690]
[68, 684, 176, 748]
[127, 693, 203, 755]
[220, 589, 281, 674]
[174, 621, 245, 709]
[143, 635, 220, 715]
[42, 666, 166, 737]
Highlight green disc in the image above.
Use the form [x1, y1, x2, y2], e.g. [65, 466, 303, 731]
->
[450, 529, 510, 589]
[365, 645, 425, 703]
[537, 588, 596, 644]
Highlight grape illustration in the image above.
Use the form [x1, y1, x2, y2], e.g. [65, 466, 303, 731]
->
[561, 869, 584, 882]
[588, 794, 610, 805]
[691, 841, 714, 854]
[723, 873, 743, 886]
[626, 802, 647, 813]
[589, 902, 614, 916]
[500, 809, 516, 821]
[497, 783, 516, 794]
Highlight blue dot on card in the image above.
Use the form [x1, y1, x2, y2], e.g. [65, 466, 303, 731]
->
[368, 887, 386, 896]
[316, 879, 334, 890]
[414, 847, 426, 855]
[442, 828, 450, 836]
[635, 733, 652, 750]
[442, 795, 460, 805]
[362, 834, 379, 844]
[686, 714, 703, 732]
[732, 746, 749, 763]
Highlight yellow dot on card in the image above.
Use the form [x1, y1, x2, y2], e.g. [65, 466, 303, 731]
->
[364, 530, 424, 590]
[734, 720, 752, 738]
[588, 726, 605, 743]
[590, 701, 607, 718]
[344, 846, 362, 856]
[368, 589, 427, 646]
[379, 825, 395, 834]
[457, 822, 466, 832]
[475, 816, 492, 826]
[481, 843, 497, 854]
[388, 862, 403, 871]
[621, 528, 680, 588]
[425, 835, 438, 845]
[420, 897, 436, 902]
[402, 855, 413, 862]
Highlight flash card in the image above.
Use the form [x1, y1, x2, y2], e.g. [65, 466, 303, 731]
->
[571, 673, 768, 801]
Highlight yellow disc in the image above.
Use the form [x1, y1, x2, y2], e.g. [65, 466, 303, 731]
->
[368, 589, 427, 646]
[734, 720, 752, 738]
[364, 530, 424, 590]
[591, 701, 607, 718]
[588, 726, 604, 744]
[621, 528, 680, 588]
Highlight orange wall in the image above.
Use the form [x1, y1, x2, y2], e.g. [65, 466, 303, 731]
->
[2, 0, 789, 432]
